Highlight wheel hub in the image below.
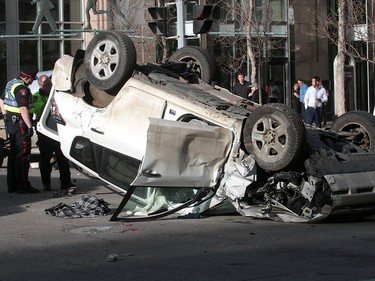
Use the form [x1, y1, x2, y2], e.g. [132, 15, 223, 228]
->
[264, 130, 276, 144]
[101, 54, 111, 65]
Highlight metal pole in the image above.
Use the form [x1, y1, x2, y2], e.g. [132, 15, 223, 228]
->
[366, 0, 371, 112]
[176, 0, 186, 48]
[59, 0, 64, 58]
[286, 0, 291, 107]
[5, 0, 20, 80]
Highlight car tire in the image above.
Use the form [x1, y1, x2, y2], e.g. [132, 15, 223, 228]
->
[169, 46, 217, 85]
[331, 111, 375, 152]
[243, 103, 306, 172]
[84, 31, 136, 93]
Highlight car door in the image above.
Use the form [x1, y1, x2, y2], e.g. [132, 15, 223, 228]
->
[133, 118, 233, 187]
[110, 118, 234, 221]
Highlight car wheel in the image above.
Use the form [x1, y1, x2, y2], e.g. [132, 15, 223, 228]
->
[331, 111, 375, 152]
[0, 138, 5, 168]
[243, 103, 306, 172]
[169, 46, 217, 84]
[84, 31, 136, 93]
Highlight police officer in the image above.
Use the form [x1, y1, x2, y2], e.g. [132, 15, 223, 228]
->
[4, 65, 40, 193]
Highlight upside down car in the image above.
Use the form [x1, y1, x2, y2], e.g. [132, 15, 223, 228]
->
[37, 31, 375, 222]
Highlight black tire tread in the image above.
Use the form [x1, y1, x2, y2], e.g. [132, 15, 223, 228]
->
[169, 46, 217, 84]
[243, 103, 306, 171]
[84, 31, 136, 93]
[331, 111, 375, 152]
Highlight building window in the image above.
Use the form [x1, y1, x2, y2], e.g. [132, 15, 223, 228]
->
[0, 0, 84, 81]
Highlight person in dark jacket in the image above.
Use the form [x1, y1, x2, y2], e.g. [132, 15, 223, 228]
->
[233, 72, 251, 99]
[34, 75, 76, 191]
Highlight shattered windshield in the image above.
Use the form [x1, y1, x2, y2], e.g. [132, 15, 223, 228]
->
[116, 186, 199, 219]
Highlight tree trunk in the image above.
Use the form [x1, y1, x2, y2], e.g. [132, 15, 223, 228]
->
[336, 0, 346, 116]
[247, 0, 257, 83]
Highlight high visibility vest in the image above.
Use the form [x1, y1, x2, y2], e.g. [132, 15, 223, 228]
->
[33, 91, 48, 120]
[4, 78, 34, 114]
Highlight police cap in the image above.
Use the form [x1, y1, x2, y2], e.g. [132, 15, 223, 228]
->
[20, 65, 39, 80]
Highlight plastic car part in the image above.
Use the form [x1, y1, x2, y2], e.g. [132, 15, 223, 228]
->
[169, 46, 217, 85]
[242, 103, 306, 172]
[84, 31, 136, 93]
[331, 111, 375, 152]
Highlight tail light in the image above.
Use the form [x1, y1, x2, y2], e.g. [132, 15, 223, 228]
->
[51, 98, 66, 125]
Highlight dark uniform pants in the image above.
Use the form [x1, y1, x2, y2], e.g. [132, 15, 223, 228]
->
[6, 120, 32, 192]
[37, 132, 72, 188]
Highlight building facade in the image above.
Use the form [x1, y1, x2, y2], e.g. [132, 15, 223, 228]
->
[0, 0, 374, 119]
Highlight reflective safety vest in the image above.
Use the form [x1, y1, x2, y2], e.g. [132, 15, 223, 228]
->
[4, 78, 34, 114]
[33, 91, 48, 120]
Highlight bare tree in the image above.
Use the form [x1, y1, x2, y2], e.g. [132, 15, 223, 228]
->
[306, 0, 375, 115]
[213, 0, 285, 99]
[337, 0, 346, 116]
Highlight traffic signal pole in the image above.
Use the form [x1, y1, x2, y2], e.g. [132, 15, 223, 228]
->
[176, 0, 186, 49]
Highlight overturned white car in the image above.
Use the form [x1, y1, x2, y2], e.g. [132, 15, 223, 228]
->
[38, 31, 375, 222]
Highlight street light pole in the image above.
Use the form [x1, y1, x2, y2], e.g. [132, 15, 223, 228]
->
[176, 0, 186, 48]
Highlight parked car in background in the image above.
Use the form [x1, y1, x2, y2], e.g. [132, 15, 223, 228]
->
[37, 31, 375, 222]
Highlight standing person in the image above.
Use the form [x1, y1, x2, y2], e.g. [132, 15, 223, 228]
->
[29, 0, 57, 34]
[4, 65, 39, 193]
[297, 78, 308, 120]
[249, 82, 268, 105]
[84, 0, 106, 30]
[292, 82, 301, 114]
[304, 76, 328, 128]
[34, 75, 76, 191]
[233, 72, 251, 99]
[266, 79, 280, 103]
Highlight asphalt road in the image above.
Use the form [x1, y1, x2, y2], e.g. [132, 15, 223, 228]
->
[1, 164, 375, 281]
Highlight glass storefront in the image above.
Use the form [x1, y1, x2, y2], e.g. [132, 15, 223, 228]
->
[0, 0, 83, 85]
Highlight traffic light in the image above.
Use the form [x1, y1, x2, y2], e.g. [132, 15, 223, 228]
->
[148, 7, 168, 36]
[193, 5, 214, 34]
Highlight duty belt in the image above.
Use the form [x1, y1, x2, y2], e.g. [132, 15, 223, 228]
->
[5, 114, 21, 123]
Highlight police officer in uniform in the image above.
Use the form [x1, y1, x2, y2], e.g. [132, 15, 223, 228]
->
[4, 65, 40, 193]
